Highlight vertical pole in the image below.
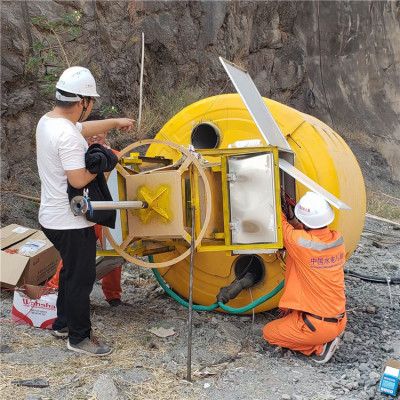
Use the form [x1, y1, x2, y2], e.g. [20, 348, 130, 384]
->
[138, 32, 145, 130]
[186, 206, 195, 382]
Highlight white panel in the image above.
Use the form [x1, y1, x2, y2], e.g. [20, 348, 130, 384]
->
[219, 57, 291, 151]
[104, 169, 123, 249]
[278, 158, 351, 210]
[232, 249, 277, 255]
[228, 153, 277, 244]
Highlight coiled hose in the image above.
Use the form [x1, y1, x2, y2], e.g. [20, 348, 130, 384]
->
[149, 256, 285, 314]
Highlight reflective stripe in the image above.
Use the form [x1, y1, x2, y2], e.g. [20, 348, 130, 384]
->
[297, 236, 344, 251]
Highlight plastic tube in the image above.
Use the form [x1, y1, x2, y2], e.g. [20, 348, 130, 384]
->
[150, 257, 284, 314]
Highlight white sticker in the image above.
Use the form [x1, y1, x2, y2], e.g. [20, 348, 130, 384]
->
[385, 366, 400, 377]
[12, 227, 30, 234]
[18, 240, 46, 256]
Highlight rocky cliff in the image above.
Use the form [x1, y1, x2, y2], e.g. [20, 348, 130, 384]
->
[1, 1, 399, 227]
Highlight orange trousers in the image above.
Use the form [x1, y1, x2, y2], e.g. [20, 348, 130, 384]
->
[263, 310, 347, 356]
[47, 225, 122, 302]
[47, 261, 122, 302]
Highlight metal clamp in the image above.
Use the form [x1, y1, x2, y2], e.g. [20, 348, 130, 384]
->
[226, 171, 237, 182]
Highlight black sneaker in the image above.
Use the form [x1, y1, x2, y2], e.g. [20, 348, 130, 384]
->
[311, 336, 341, 364]
[51, 326, 69, 338]
[67, 336, 113, 357]
[108, 298, 123, 307]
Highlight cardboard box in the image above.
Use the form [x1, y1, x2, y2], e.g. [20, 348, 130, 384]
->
[95, 255, 124, 281]
[379, 359, 400, 396]
[11, 284, 57, 329]
[0, 224, 61, 288]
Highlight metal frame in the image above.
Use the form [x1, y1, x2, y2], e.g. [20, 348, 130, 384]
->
[196, 146, 283, 253]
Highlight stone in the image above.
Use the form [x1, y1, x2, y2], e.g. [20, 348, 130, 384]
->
[92, 375, 119, 400]
[0, 344, 14, 354]
[343, 331, 355, 343]
[365, 306, 376, 314]
[368, 371, 381, 384]
[220, 321, 247, 341]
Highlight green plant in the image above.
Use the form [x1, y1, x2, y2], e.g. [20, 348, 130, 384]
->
[26, 10, 83, 95]
[100, 105, 119, 118]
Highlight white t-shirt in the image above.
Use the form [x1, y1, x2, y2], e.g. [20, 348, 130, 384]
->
[36, 115, 95, 230]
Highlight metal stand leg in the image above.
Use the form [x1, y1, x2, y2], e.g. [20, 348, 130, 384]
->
[186, 206, 195, 382]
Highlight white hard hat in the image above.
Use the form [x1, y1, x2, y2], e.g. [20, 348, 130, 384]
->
[56, 66, 99, 99]
[294, 192, 335, 229]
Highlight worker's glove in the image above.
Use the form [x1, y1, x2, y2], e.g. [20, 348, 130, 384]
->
[287, 205, 295, 220]
[281, 193, 288, 216]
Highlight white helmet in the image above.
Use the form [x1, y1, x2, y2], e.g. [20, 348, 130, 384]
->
[56, 66, 99, 99]
[294, 192, 335, 229]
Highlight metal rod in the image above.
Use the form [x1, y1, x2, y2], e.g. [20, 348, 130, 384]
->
[90, 201, 148, 210]
[70, 196, 148, 217]
[186, 206, 195, 382]
[138, 32, 145, 130]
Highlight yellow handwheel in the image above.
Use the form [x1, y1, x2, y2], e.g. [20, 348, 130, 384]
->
[103, 139, 212, 268]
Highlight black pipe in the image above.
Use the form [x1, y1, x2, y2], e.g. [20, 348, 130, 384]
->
[345, 270, 400, 284]
[216, 272, 257, 304]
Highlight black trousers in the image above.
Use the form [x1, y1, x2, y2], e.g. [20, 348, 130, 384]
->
[42, 226, 96, 344]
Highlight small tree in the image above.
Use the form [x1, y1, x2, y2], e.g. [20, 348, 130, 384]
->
[25, 10, 83, 95]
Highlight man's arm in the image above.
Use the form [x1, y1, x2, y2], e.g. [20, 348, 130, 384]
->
[281, 210, 305, 249]
[81, 118, 135, 138]
[66, 168, 97, 189]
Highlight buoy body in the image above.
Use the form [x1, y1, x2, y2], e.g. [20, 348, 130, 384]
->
[146, 94, 366, 313]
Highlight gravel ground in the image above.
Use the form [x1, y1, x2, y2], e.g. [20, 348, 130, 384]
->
[0, 217, 399, 400]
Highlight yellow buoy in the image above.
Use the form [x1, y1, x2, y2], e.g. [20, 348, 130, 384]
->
[145, 94, 365, 313]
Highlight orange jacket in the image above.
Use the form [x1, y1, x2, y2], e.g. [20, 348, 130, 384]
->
[279, 212, 346, 317]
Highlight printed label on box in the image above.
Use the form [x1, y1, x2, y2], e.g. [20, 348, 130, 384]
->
[11, 290, 57, 329]
[379, 365, 400, 396]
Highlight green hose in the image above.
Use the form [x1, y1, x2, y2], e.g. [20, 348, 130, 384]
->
[149, 256, 284, 314]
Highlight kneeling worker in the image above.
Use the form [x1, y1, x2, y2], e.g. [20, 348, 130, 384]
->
[263, 192, 347, 363]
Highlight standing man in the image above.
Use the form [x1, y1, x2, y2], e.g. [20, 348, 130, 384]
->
[263, 192, 347, 363]
[47, 115, 123, 307]
[36, 66, 134, 356]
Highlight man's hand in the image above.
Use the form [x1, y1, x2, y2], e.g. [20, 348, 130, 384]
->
[288, 205, 295, 220]
[115, 118, 135, 131]
[287, 206, 300, 227]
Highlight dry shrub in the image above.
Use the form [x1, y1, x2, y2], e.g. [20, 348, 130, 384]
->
[335, 122, 374, 148]
[109, 84, 204, 151]
[366, 186, 400, 222]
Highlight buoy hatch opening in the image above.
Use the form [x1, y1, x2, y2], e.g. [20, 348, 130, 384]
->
[191, 122, 221, 149]
[234, 255, 265, 285]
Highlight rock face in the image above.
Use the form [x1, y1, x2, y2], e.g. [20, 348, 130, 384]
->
[1, 1, 399, 227]
[294, 1, 400, 181]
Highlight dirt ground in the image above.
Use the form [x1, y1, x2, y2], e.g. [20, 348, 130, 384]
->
[0, 216, 399, 400]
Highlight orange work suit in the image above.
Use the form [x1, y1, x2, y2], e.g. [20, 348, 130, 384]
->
[47, 224, 122, 302]
[263, 212, 346, 356]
